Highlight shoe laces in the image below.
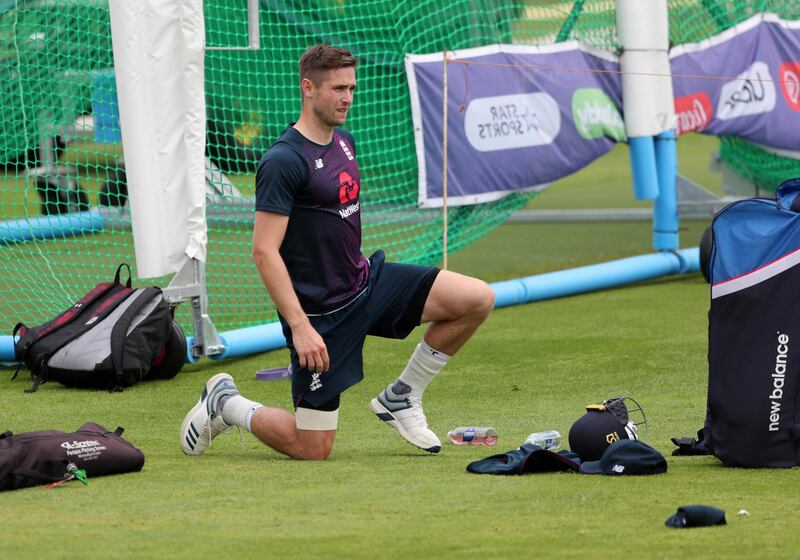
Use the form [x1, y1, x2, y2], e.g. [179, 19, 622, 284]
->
[406, 396, 430, 428]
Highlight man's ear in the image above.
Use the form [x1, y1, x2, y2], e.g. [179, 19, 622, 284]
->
[300, 77, 315, 99]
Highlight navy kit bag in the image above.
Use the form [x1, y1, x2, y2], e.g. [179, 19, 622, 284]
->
[702, 178, 800, 467]
[12, 264, 186, 392]
[0, 422, 145, 491]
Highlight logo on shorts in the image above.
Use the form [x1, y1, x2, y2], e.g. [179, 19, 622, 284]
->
[310, 372, 322, 391]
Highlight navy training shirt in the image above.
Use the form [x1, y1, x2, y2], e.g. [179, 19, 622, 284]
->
[255, 125, 369, 314]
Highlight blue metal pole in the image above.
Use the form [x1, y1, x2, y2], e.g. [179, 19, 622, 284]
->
[0, 249, 701, 364]
[653, 130, 679, 251]
[491, 248, 699, 308]
[186, 321, 288, 363]
[628, 136, 660, 200]
[0, 210, 105, 244]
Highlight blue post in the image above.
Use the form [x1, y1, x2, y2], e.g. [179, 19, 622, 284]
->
[653, 130, 679, 251]
[0, 210, 104, 244]
[628, 136, 659, 200]
[490, 248, 699, 308]
[0, 248, 701, 365]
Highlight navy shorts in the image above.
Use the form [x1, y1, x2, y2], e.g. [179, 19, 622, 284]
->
[279, 250, 440, 408]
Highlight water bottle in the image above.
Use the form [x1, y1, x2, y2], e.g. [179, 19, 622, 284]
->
[447, 426, 498, 446]
[524, 430, 561, 450]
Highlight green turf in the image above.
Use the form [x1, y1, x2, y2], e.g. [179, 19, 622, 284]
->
[2, 217, 797, 559]
[529, 133, 722, 210]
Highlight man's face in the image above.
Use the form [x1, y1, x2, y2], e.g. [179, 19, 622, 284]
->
[305, 66, 356, 127]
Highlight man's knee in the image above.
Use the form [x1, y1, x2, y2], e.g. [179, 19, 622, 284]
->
[473, 280, 495, 319]
[296, 440, 333, 461]
[459, 278, 494, 322]
[424, 272, 495, 323]
[294, 406, 338, 460]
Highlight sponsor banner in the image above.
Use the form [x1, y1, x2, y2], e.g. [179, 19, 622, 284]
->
[406, 43, 623, 208]
[670, 14, 800, 150]
[407, 15, 800, 208]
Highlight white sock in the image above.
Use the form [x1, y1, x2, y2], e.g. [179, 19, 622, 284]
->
[390, 341, 450, 400]
[220, 395, 263, 432]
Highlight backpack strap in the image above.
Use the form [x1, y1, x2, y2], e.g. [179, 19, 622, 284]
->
[17, 282, 121, 356]
[671, 428, 712, 456]
[16, 264, 132, 361]
[109, 287, 164, 387]
[11, 467, 66, 483]
[114, 263, 132, 288]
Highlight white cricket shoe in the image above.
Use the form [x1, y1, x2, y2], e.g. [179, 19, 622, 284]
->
[180, 373, 237, 455]
[370, 387, 441, 453]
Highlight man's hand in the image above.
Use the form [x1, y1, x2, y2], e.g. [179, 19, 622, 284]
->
[291, 320, 330, 373]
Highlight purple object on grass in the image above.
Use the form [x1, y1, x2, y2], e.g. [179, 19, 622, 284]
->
[255, 366, 292, 381]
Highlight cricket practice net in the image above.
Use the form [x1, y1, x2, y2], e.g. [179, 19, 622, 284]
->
[0, 0, 797, 335]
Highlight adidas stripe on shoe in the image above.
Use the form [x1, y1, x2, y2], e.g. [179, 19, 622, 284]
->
[180, 373, 237, 455]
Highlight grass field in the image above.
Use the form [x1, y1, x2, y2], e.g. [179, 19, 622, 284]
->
[3, 133, 798, 558]
[4, 246, 799, 559]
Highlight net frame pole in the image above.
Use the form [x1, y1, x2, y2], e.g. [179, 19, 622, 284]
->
[442, 50, 449, 270]
[206, 0, 261, 51]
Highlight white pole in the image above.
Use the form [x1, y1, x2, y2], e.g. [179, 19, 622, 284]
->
[442, 51, 449, 270]
[206, 0, 261, 51]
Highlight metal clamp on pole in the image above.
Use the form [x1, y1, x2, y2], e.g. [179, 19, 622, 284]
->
[206, 0, 260, 51]
[162, 257, 225, 358]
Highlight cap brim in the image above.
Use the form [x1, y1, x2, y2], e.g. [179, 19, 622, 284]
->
[522, 449, 581, 473]
[579, 460, 603, 474]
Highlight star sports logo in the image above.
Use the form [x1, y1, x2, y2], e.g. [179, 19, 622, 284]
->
[463, 92, 561, 152]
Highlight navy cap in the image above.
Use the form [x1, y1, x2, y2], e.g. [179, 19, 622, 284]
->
[466, 444, 582, 475]
[569, 410, 635, 462]
[522, 448, 581, 473]
[665, 505, 727, 528]
[579, 439, 667, 475]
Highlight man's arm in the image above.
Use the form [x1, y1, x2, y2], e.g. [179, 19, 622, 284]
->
[252, 211, 329, 373]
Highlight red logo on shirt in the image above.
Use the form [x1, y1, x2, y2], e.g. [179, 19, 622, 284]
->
[338, 171, 360, 204]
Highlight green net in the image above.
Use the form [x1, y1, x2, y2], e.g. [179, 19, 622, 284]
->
[1, 0, 798, 336]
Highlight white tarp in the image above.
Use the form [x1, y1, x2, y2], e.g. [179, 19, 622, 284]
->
[616, 0, 676, 136]
[108, 0, 207, 278]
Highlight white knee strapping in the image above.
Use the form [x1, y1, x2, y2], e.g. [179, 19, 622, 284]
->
[295, 406, 339, 431]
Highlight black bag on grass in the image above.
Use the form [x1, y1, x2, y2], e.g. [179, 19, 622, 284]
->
[0, 422, 144, 491]
[693, 178, 800, 467]
[12, 264, 186, 392]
